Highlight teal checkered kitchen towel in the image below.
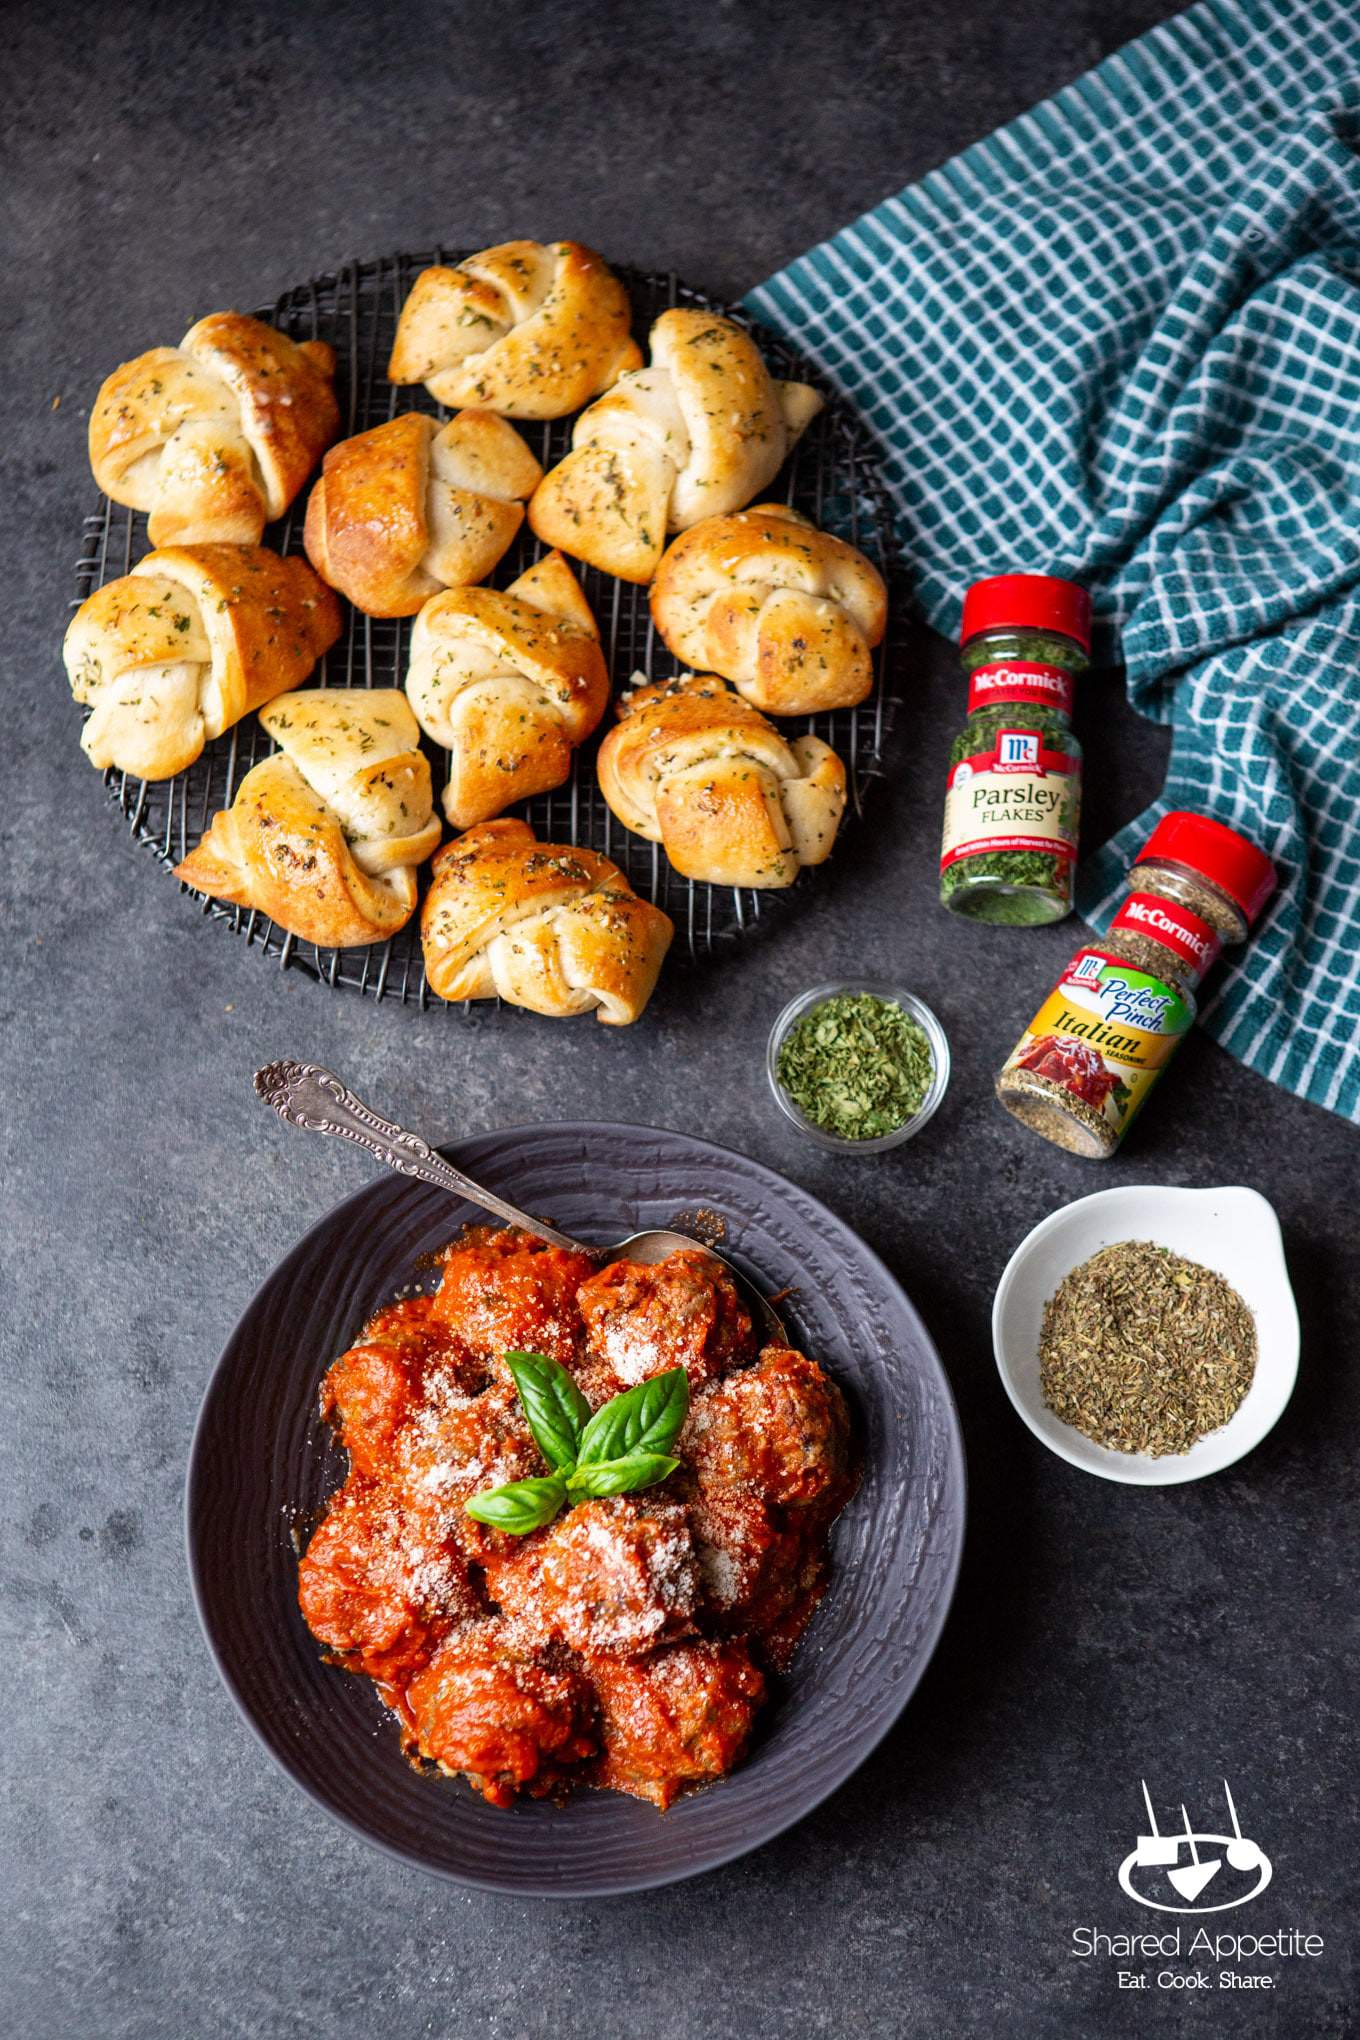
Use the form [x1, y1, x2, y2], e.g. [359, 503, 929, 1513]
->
[747, 0, 1360, 1122]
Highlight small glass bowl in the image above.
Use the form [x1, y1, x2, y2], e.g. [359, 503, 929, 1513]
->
[766, 979, 952, 1155]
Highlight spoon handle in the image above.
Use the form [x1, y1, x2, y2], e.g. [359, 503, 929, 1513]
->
[253, 1059, 589, 1256]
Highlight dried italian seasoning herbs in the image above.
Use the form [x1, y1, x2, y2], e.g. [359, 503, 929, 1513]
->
[776, 992, 934, 1141]
[1039, 1242, 1257, 1455]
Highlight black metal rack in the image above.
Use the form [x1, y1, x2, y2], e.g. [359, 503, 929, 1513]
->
[71, 256, 903, 1006]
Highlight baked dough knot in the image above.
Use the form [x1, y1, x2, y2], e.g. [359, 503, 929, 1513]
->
[595, 671, 847, 890]
[88, 313, 339, 546]
[388, 240, 642, 420]
[173, 689, 441, 948]
[64, 543, 341, 780]
[405, 551, 610, 829]
[303, 410, 543, 617]
[528, 310, 824, 583]
[421, 818, 673, 1024]
[649, 504, 887, 714]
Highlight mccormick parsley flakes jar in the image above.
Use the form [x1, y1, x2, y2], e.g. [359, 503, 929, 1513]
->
[996, 812, 1275, 1158]
[940, 573, 1090, 925]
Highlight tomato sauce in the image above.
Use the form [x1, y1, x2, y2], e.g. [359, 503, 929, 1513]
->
[298, 1229, 854, 1809]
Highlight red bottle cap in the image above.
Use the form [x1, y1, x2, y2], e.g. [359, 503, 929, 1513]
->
[1134, 812, 1276, 925]
[960, 574, 1091, 653]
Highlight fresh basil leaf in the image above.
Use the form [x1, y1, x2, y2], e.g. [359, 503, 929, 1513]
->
[504, 1349, 589, 1471]
[577, 1367, 690, 1467]
[464, 1475, 566, 1534]
[567, 1452, 681, 1499]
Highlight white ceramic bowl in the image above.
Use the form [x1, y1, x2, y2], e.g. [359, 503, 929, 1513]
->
[992, 1185, 1299, 1486]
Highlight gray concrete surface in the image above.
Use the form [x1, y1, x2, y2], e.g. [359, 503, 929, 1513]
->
[3, 2, 1356, 2035]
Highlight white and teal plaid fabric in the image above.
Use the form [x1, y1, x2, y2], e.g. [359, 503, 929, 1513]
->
[748, 0, 1360, 1122]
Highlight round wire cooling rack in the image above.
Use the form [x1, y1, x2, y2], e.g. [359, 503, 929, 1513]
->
[71, 255, 905, 1009]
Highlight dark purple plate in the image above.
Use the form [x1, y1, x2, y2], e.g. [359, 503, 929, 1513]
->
[186, 1123, 965, 1895]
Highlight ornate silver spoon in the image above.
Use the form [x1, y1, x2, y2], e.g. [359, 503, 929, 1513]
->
[253, 1059, 787, 1343]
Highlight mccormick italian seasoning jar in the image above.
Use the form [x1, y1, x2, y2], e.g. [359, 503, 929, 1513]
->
[995, 812, 1275, 1158]
[940, 573, 1090, 925]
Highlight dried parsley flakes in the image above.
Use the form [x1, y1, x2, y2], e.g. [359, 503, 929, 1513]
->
[776, 992, 934, 1141]
[1039, 1241, 1257, 1456]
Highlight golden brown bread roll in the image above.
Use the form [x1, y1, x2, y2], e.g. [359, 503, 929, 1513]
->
[64, 544, 342, 780]
[174, 690, 441, 948]
[405, 551, 610, 829]
[422, 818, 672, 1024]
[649, 504, 887, 714]
[89, 314, 339, 546]
[527, 310, 823, 583]
[303, 411, 543, 616]
[595, 672, 847, 889]
[388, 240, 641, 419]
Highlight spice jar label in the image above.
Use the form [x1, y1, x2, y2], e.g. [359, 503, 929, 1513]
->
[940, 730, 1081, 872]
[966, 660, 1076, 715]
[1000, 948, 1193, 1139]
[1109, 891, 1222, 982]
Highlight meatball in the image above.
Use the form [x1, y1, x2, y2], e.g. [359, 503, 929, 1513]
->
[530, 1498, 699, 1655]
[478, 1534, 546, 1625]
[687, 1485, 803, 1634]
[588, 1640, 766, 1807]
[321, 1296, 475, 1478]
[576, 1248, 755, 1397]
[753, 1553, 833, 1674]
[684, 1346, 851, 1513]
[396, 1379, 543, 1567]
[406, 1623, 597, 1805]
[430, 1227, 598, 1373]
[297, 1478, 476, 1682]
